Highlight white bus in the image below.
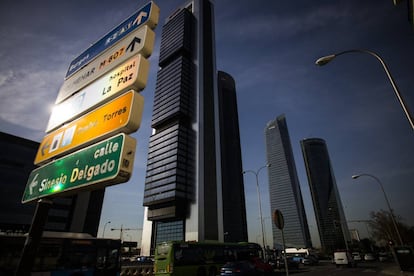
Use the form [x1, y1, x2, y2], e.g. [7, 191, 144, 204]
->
[283, 248, 317, 264]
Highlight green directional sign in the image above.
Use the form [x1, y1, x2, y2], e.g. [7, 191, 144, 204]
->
[22, 133, 136, 204]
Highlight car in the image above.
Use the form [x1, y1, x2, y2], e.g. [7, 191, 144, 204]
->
[364, 253, 376, 261]
[271, 256, 300, 270]
[220, 261, 260, 275]
[249, 256, 274, 274]
[378, 252, 389, 262]
[351, 252, 362, 262]
[302, 257, 313, 265]
[334, 251, 356, 267]
[302, 255, 319, 265]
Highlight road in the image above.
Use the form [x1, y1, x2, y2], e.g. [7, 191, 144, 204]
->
[273, 261, 410, 276]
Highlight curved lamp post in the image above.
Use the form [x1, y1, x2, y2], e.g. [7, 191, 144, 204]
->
[243, 164, 271, 251]
[103, 221, 111, 238]
[352, 173, 403, 245]
[315, 49, 414, 130]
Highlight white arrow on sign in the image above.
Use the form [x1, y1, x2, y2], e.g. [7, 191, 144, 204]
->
[29, 174, 39, 195]
[134, 11, 148, 25]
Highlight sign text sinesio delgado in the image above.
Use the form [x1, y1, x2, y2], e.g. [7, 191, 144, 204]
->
[70, 139, 119, 182]
[23, 134, 136, 203]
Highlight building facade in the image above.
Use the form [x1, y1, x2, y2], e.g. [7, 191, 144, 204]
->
[140, 0, 248, 254]
[300, 138, 350, 253]
[0, 132, 103, 236]
[264, 115, 312, 249]
[217, 71, 248, 243]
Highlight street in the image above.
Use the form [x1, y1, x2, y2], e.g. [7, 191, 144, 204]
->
[273, 261, 411, 276]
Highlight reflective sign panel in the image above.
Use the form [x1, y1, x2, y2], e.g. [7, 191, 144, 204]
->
[46, 54, 149, 133]
[57, 26, 155, 104]
[65, 1, 159, 79]
[22, 133, 136, 204]
[35, 90, 143, 165]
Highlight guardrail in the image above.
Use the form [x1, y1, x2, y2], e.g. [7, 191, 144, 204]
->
[121, 263, 154, 276]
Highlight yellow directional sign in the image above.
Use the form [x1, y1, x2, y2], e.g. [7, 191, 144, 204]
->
[35, 90, 143, 165]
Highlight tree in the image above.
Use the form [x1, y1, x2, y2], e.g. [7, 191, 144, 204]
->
[368, 209, 414, 246]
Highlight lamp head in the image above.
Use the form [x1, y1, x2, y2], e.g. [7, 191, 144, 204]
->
[315, 54, 336, 66]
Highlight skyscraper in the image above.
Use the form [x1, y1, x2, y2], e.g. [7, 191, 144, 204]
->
[217, 71, 248, 243]
[300, 138, 350, 253]
[141, 0, 247, 254]
[265, 115, 312, 248]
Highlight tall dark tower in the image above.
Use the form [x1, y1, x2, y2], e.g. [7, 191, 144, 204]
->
[141, 0, 229, 255]
[265, 115, 312, 248]
[217, 71, 248, 243]
[300, 138, 350, 253]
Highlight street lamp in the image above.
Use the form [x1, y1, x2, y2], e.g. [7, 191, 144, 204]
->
[315, 49, 414, 130]
[243, 164, 271, 251]
[103, 221, 111, 238]
[352, 173, 403, 245]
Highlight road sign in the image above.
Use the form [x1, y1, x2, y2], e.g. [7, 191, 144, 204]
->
[35, 91, 143, 165]
[273, 209, 285, 230]
[56, 26, 155, 104]
[22, 133, 136, 204]
[65, 1, 159, 79]
[46, 55, 149, 132]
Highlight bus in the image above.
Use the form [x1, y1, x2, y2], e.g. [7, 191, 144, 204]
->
[0, 231, 121, 275]
[154, 241, 270, 276]
[283, 248, 318, 264]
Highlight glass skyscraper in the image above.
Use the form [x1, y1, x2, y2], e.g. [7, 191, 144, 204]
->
[300, 138, 350, 253]
[265, 115, 312, 249]
[140, 0, 247, 254]
[218, 71, 248, 243]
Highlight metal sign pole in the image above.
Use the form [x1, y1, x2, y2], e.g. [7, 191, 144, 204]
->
[15, 199, 52, 276]
[281, 228, 289, 276]
[273, 209, 288, 276]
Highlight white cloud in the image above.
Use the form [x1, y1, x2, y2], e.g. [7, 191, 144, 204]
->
[0, 67, 62, 134]
[0, 70, 14, 87]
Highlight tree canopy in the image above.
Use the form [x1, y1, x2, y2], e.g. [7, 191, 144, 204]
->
[369, 209, 414, 246]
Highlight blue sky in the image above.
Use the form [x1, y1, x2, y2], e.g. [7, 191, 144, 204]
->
[1, 0, 414, 248]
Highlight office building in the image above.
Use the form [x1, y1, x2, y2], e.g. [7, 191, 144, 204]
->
[0, 131, 103, 236]
[301, 138, 350, 253]
[264, 115, 312, 248]
[141, 0, 248, 254]
[217, 71, 248, 243]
